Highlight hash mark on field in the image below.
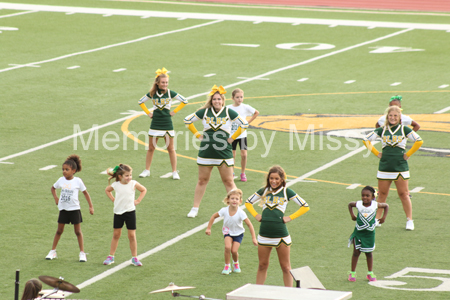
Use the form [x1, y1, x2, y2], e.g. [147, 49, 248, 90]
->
[0, 162, 14, 164]
[204, 73, 216, 77]
[9, 63, 40, 68]
[103, 14, 112, 17]
[329, 24, 338, 27]
[297, 78, 309, 82]
[160, 171, 179, 178]
[253, 21, 262, 24]
[67, 66, 80, 69]
[39, 165, 57, 170]
[346, 183, 361, 189]
[410, 187, 425, 193]
[344, 80, 355, 84]
[113, 68, 126, 72]
[237, 77, 269, 80]
[292, 22, 301, 26]
[368, 26, 376, 29]
[286, 179, 316, 183]
[141, 16, 151, 19]
[438, 84, 449, 88]
[66, 12, 75, 15]
[178, 17, 186, 20]
[390, 82, 402, 86]
[221, 43, 259, 48]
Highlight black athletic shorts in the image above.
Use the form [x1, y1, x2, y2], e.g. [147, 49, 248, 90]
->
[113, 210, 136, 230]
[231, 137, 247, 151]
[58, 209, 82, 225]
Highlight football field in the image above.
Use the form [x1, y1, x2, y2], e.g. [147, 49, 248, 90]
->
[1, 1, 450, 299]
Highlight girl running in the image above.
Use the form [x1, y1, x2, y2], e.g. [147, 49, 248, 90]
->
[206, 189, 258, 275]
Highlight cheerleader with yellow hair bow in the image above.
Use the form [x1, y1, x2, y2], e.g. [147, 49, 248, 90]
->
[183, 85, 249, 218]
[137, 68, 188, 180]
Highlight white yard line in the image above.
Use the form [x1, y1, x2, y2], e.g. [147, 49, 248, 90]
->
[74, 0, 450, 17]
[434, 106, 450, 114]
[0, 19, 223, 73]
[1, 3, 450, 30]
[0, 115, 140, 162]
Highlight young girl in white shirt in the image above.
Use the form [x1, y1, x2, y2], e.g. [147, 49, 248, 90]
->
[103, 164, 147, 266]
[47, 154, 94, 262]
[206, 189, 257, 275]
[226, 88, 259, 181]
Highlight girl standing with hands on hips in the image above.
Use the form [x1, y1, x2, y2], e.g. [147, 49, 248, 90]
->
[138, 67, 188, 180]
[103, 164, 147, 266]
[226, 88, 259, 182]
[363, 105, 423, 230]
[245, 166, 310, 287]
[46, 154, 94, 262]
[206, 189, 258, 275]
[184, 85, 248, 218]
[348, 186, 389, 282]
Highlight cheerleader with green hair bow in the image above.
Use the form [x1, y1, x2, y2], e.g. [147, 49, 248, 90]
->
[375, 95, 420, 131]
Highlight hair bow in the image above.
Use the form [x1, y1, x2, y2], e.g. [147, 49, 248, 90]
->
[389, 95, 402, 102]
[112, 166, 120, 174]
[155, 67, 169, 78]
[208, 85, 226, 96]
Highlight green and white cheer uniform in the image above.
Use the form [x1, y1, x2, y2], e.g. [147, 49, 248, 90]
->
[184, 107, 248, 166]
[246, 187, 309, 247]
[364, 124, 422, 180]
[138, 89, 188, 137]
[348, 200, 378, 253]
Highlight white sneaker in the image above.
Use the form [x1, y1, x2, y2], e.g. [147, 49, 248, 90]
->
[172, 171, 180, 180]
[406, 219, 414, 231]
[139, 169, 150, 178]
[45, 250, 57, 260]
[79, 252, 87, 262]
[187, 207, 198, 218]
[375, 219, 381, 227]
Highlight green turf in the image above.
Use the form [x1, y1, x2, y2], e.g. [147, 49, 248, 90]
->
[1, 1, 449, 300]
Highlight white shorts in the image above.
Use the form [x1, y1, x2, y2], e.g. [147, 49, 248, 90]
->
[257, 235, 292, 248]
[377, 170, 410, 180]
[196, 157, 234, 166]
[148, 129, 175, 138]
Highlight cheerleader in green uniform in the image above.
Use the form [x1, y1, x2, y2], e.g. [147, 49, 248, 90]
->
[138, 68, 188, 180]
[184, 85, 248, 218]
[245, 166, 309, 287]
[375, 95, 420, 132]
[363, 106, 423, 230]
[348, 186, 389, 282]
